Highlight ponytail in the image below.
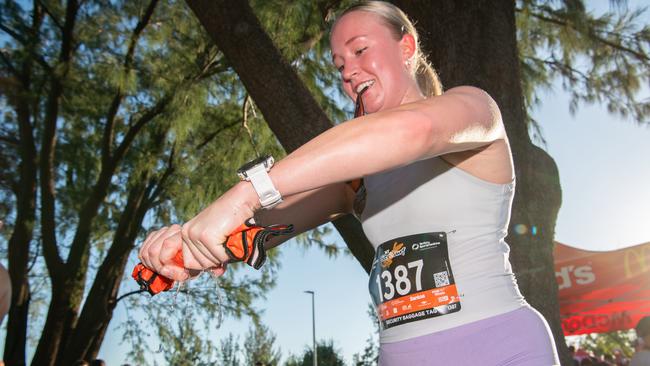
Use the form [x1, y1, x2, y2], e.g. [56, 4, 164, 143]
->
[415, 54, 443, 97]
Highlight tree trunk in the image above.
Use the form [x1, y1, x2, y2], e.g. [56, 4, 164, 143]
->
[31, 286, 73, 366]
[60, 176, 154, 363]
[4, 211, 33, 366]
[4, 4, 43, 364]
[32, 2, 81, 364]
[184, 0, 375, 272]
[4, 57, 38, 366]
[392, 0, 569, 364]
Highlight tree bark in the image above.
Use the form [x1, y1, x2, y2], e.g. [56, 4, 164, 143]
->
[61, 137, 174, 362]
[392, 0, 569, 364]
[184, 0, 375, 272]
[3, 7, 43, 365]
[59, 179, 152, 364]
[31, 1, 84, 363]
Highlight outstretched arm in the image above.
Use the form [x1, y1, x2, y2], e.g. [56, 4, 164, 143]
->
[141, 86, 507, 279]
[269, 86, 506, 198]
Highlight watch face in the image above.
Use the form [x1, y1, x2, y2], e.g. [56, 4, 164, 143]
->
[237, 155, 273, 175]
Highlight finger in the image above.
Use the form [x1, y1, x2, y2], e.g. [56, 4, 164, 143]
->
[190, 237, 223, 267]
[184, 224, 229, 265]
[181, 226, 222, 270]
[139, 227, 167, 265]
[151, 225, 183, 271]
[160, 231, 183, 268]
[159, 265, 190, 282]
[140, 228, 164, 269]
[145, 225, 181, 272]
[139, 226, 173, 266]
[182, 238, 216, 271]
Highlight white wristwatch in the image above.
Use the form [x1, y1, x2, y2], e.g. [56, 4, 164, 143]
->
[237, 155, 283, 209]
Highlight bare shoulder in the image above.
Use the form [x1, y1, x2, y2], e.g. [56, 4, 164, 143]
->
[417, 85, 501, 124]
[437, 86, 512, 184]
[443, 85, 493, 101]
[444, 86, 501, 117]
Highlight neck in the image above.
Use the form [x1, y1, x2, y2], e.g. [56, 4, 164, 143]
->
[400, 83, 426, 105]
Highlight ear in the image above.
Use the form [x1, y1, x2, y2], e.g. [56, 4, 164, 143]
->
[399, 33, 417, 63]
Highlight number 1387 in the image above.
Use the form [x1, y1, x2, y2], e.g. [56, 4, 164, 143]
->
[375, 259, 423, 302]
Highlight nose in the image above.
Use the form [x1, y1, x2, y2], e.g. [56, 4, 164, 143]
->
[341, 60, 359, 83]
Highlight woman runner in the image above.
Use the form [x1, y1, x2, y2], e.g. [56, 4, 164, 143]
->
[139, 2, 559, 365]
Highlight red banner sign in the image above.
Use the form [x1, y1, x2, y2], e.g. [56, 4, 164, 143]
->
[554, 241, 650, 336]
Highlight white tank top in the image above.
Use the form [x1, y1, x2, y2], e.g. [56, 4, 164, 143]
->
[360, 157, 527, 343]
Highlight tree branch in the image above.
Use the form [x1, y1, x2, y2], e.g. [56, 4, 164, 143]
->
[35, 0, 65, 32]
[525, 8, 650, 63]
[113, 94, 173, 164]
[196, 119, 241, 150]
[0, 134, 19, 147]
[184, 0, 375, 271]
[296, 0, 343, 53]
[0, 51, 20, 77]
[102, 0, 159, 168]
[40, 0, 80, 279]
[0, 23, 27, 46]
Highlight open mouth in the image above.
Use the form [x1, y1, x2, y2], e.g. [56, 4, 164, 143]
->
[355, 80, 375, 94]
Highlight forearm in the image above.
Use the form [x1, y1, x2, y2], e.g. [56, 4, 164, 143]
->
[267, 88, 502, 201]
[255, 183, 352, 249]
[270, 108, 430, 199]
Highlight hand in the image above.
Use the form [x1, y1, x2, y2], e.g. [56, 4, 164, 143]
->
[181, 182, 259, 271]
[139, 224, 191, 281]
[138, 224, 226, 282]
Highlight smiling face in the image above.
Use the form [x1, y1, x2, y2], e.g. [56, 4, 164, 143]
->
[330, 10, 420, 113]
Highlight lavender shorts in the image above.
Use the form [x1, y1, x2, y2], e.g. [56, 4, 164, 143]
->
[379, 306, 559, 366]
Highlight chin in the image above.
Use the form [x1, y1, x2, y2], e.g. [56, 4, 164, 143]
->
[364, 97, 384, 114]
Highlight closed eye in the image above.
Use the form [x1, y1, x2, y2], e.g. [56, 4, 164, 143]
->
[355, 47, 368, 56]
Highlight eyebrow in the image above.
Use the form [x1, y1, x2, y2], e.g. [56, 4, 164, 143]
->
[331, 35, 368, 63]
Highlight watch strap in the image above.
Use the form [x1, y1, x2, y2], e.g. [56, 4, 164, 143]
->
[247, 164, 282, 209]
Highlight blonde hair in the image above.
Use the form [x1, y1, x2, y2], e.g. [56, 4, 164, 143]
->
[334, 1, 443, 97]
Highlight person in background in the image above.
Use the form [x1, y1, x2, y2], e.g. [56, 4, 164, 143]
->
[570, 345, 581, 366]
[631, 316, 650, 366]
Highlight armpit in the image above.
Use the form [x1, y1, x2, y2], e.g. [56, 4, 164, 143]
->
[347, 179, 366, 218]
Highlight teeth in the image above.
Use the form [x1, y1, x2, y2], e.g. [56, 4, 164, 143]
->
[356, 80, 375, 94]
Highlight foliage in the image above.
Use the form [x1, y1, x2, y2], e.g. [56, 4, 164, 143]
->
[218, 333, 243, 366]
[516, 0, 650, 142]
[243, 321, 282, 366]
[571, 330, 636, 359]
[284, 339, 346, 366]
[120, 269, 281, 365]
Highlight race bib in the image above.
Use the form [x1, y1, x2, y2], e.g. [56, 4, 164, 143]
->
[369, 232, 461, 329]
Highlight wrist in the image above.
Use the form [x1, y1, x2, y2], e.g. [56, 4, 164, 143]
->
[234, 180, 262, 213]
[237, 155, 283, 209]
